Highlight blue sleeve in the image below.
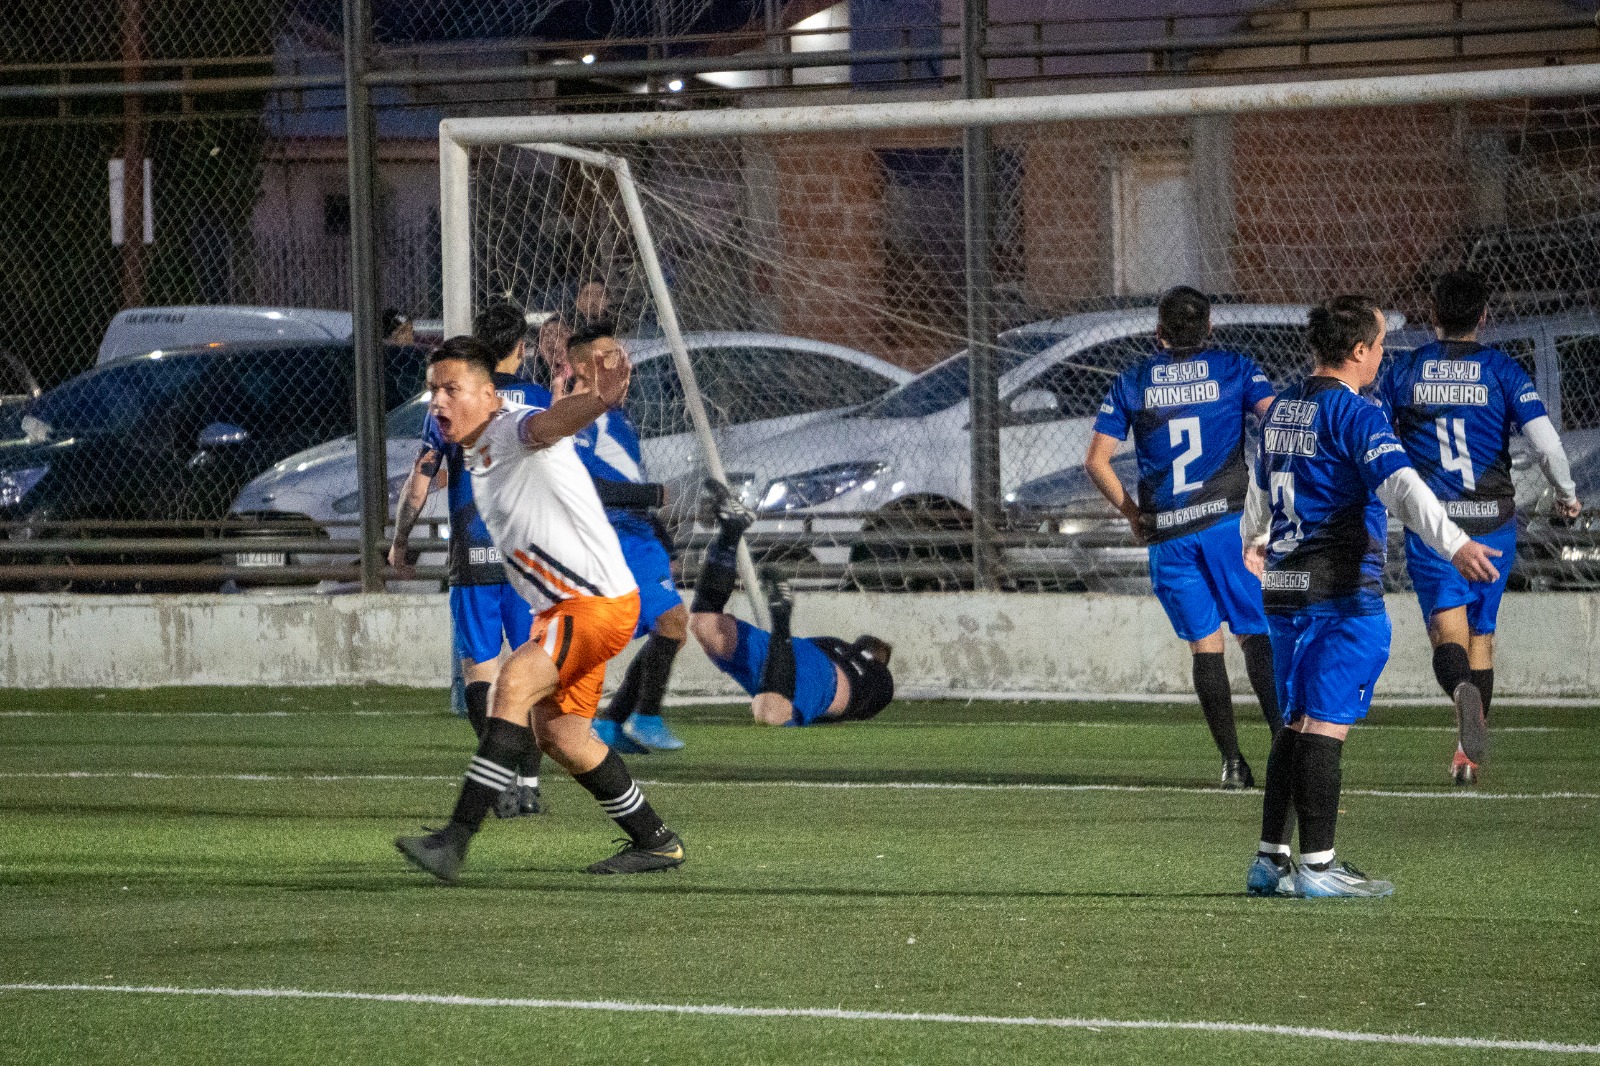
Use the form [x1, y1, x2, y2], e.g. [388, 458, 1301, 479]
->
[421, 413, 444, 452]
[1092, 373, 1133, 440]
[1504, 361, 1548, 428]
[1241, 356, 1274, 408]
[1347, 399, 1411, 491]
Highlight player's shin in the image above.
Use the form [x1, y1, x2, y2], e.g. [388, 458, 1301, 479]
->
[572, 749, 671, 846]
[1239, 634, 1282, 735]
[758, 606, 797, 703]
[629, 632, 683, 719]
[449, 717, 533, 833]
[1258, 727, 1298, 856]
[1432, 643, 1471, 699]
[690, 540, 739, 614]
[1192, 653, 1241, 760]
[1291, 732, 1344, 867]
[464, 680, 492, 739]
[1471, 668, 1494, 719]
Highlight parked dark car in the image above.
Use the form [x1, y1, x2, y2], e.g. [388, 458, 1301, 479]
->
[0, 342, 427, 587]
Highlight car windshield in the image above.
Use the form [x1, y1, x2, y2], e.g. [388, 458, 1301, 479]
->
[386, 393, 431, 438]
[854, 333, 1060, 419]
[27, 356, 207, 438]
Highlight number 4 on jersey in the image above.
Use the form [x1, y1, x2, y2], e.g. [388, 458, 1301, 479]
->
[1436, 417, 1475, 491]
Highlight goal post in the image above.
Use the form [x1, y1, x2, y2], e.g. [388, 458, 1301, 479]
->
[439, 61, 1600, 595]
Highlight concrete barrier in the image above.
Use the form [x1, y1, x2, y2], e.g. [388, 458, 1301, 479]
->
[2, 591, 1597, 697]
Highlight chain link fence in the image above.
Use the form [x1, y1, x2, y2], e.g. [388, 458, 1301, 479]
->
[2, 1, 1599, 592]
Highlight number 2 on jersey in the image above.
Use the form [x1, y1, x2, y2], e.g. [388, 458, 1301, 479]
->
[1269, 471, 1304, 550]
[1169, 416, 1204, 494]
[1435, 417, 1475, 491]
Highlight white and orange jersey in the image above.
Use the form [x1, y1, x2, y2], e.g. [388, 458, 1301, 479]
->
[463, 400, 637, 614]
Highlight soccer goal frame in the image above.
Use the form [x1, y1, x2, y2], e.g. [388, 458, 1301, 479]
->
[439, 60, 1600, 602]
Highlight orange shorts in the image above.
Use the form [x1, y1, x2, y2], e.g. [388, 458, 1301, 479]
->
[530, 591, 640, 719]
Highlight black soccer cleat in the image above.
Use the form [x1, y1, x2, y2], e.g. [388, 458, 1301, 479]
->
[494, 783, 543, 819]
[395, 824, 470, 883]
[585, 831, 686, 875]
[1453, 682, 1488, 765]
[1221, 755, 1255, 790]
[701, 478, 754, 538]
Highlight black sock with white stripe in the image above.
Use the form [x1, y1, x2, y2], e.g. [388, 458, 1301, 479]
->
[448, 717, 531, 833]
[573, 750, 670, 847]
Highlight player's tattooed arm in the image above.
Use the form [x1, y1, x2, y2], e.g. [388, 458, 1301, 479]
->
[388, 446, 440, 578]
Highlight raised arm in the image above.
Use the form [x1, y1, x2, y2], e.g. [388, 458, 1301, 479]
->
[519, 349, 632, 450]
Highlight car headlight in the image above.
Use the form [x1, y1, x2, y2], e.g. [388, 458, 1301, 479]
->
[0, 466, 47, 508]
[333, 474, 411, 515]
[757, 462, 886, 513]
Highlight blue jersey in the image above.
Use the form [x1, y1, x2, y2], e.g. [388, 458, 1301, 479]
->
[1375, 340, 1547, 536]
[573, 405, 656, 538]
[1094, 346, 1274, 543]
[1255, 375, 1412, 617]
[422, 372, 552, 587]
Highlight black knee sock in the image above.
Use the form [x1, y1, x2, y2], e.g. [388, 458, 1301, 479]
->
[1471, 668, 1494, 720]
[1239, 633, 1282, 736]
[518, 745, 541, 782]
[630, 633, 683, 718]
[1257, 727, 1298, 854]
[572, 750, 670, 846]
[449, 717, 531, 832]
[691, 540, 739, 615]
[1192, 652, 1240, 760]
[601, 653, 643, 723]
[1291, 732, 1344, 864]
[464, 681, 491, 740]
[1432, 642, 1471, 698]
[758, 601, 796, 701]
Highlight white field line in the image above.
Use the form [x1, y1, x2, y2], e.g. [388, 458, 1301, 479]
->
[0, 983, 1595, 1056]
[0, 770, 1594, 802]
[0, 709, 1566, 733]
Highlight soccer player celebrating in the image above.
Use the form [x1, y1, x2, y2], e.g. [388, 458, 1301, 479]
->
[687, 481, 895, 727]
[1243, 295, 1501, 898]
[1376, 271, 1580, 785]
[1085, 286, 1283, 788]
[557, 322, 691, 753]
[395, 336, 685, 881]
[390, 302, 549, 816]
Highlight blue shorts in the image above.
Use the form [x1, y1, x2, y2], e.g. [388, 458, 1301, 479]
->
[1405, 521, 1516, 635]
[1147, 514, 1268, 642]
[450, 583, 533, 665]
[708, 620, 839, 726]
[1268, 611, 1391, 726]
[617, 525, 681, 639]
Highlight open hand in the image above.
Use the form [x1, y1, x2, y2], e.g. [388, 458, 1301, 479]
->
[594, 347, 632, 407]
[387, 541, 417, 580]
[1451, 539, 1501, 583]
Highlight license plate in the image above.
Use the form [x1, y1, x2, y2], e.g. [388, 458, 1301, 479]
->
[234, 551, 286, 567]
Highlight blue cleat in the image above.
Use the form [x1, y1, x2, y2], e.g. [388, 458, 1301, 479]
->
[1295, 860, 1394, 899]
[624, 713, 685, 751]
[1246, 854, 1299, 897]
[591, 718, 648, 754]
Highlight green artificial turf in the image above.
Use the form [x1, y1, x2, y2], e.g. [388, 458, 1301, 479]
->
[0, 687, 1596, 1064]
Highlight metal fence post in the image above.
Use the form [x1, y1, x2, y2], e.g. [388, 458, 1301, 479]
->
[962, 0, 1002, 590]
[344, 0, 388, 593]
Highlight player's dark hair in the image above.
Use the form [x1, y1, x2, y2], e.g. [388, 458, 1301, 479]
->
[1157, 286, 1211, 350]
[1433, 270, 1489, 338]
[1307, 294, 1381, 367]
[567, 318, 617, 351]
[429, 334, 498, 379]
[473, 301, 527, 363]
[854, 635, 893, 666]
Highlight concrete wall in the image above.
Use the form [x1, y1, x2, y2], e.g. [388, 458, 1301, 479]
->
[3, 592, 1598, 698]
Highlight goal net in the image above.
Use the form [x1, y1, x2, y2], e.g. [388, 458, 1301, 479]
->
[447, 65, 1600, 596]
